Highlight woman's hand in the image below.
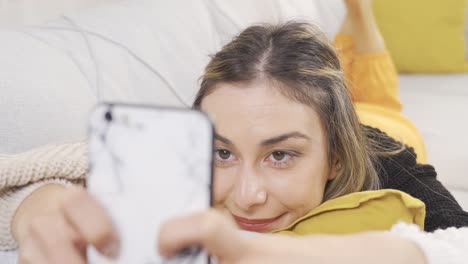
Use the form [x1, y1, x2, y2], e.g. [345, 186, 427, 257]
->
[158, 209, 332, 264]
[159, 210, 427, 264]
[13, 185, 120, 264]
[159, 209, 250, 263]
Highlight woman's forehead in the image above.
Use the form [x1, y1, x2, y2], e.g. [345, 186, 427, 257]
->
[202, 80, 298, 110]
[200, 81, 325, 142]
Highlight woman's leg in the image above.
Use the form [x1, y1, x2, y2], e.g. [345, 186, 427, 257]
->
[335, 0, 427, 163]
[336, 0, 401, 111]
[342, 0, 386, 53]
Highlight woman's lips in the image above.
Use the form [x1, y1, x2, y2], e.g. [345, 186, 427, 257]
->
[232, 214, 284, 232]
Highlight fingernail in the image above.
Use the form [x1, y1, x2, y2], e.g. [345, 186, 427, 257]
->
[102, 241, 120, 259]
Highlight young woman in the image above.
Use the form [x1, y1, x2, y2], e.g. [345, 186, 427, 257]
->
[1, 0, 468, 263]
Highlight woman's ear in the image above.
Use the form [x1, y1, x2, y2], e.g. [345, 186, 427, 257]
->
[328, 158, 341, 180]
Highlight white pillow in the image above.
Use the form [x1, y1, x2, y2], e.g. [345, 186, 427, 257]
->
[275, 0, 345, 40]
[0, 29, 95, 154]
[0, 0, 219, 154]
[204, 0, 343, 45]
[0, 0, 115, 27]
[207, 0, 280, 45]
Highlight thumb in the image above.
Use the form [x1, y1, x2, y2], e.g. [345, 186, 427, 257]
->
[158, 209, 246, 261]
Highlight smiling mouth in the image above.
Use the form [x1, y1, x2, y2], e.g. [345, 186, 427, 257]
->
[232, 214, 285, 232]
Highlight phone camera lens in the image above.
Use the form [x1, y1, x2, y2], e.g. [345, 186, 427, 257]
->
[104, 111, 113, 122]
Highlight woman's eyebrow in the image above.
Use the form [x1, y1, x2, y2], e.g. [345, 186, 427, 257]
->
[260, 132, 310, 146]
[214, 132, 310, 146]
[214, 133, 233, 145]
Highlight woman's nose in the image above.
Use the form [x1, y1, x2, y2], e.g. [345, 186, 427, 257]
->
[233, 165, 267, 211]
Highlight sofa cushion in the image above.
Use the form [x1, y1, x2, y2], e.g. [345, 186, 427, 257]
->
[373, 0, 468, 73]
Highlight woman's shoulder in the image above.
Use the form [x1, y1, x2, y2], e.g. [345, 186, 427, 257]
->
[362, 125, 431, 184]
[363, 125, 468, 231]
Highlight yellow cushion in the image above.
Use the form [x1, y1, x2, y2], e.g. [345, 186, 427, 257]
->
[273, 189, 425, 236]
[373, 0, 468, 73]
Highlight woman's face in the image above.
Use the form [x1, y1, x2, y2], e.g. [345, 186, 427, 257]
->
[201, 79, 337, 232]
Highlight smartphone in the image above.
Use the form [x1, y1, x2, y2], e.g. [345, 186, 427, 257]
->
[86, 103, 213, 264]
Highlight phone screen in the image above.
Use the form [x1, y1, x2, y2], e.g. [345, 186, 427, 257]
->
[87, 103, 213, 264]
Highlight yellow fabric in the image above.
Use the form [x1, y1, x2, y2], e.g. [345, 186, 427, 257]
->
[273, 189, 425, 236]
[334, 34, 427, 163]
[373, 0, 468, 73]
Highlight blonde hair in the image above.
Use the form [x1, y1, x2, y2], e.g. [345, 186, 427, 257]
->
[194, 22, 385, 201]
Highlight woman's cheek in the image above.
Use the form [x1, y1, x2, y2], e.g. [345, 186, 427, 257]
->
[212, 167, 236, 205]
[264, 166, 325, 209]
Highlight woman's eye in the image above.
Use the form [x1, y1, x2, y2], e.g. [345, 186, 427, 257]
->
[272, 151, 286, 161]
[266, 150, 297, 168]
[215, 149, 235, 161]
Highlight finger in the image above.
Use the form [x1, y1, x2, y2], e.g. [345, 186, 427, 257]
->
[159, 209, 245, 260]
[27, 213, 86, 264]
[60, 187, 120, 258]
[18, 236, 49, 264]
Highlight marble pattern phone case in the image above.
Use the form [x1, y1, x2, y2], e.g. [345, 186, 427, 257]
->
[87, 103, 213, 264]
